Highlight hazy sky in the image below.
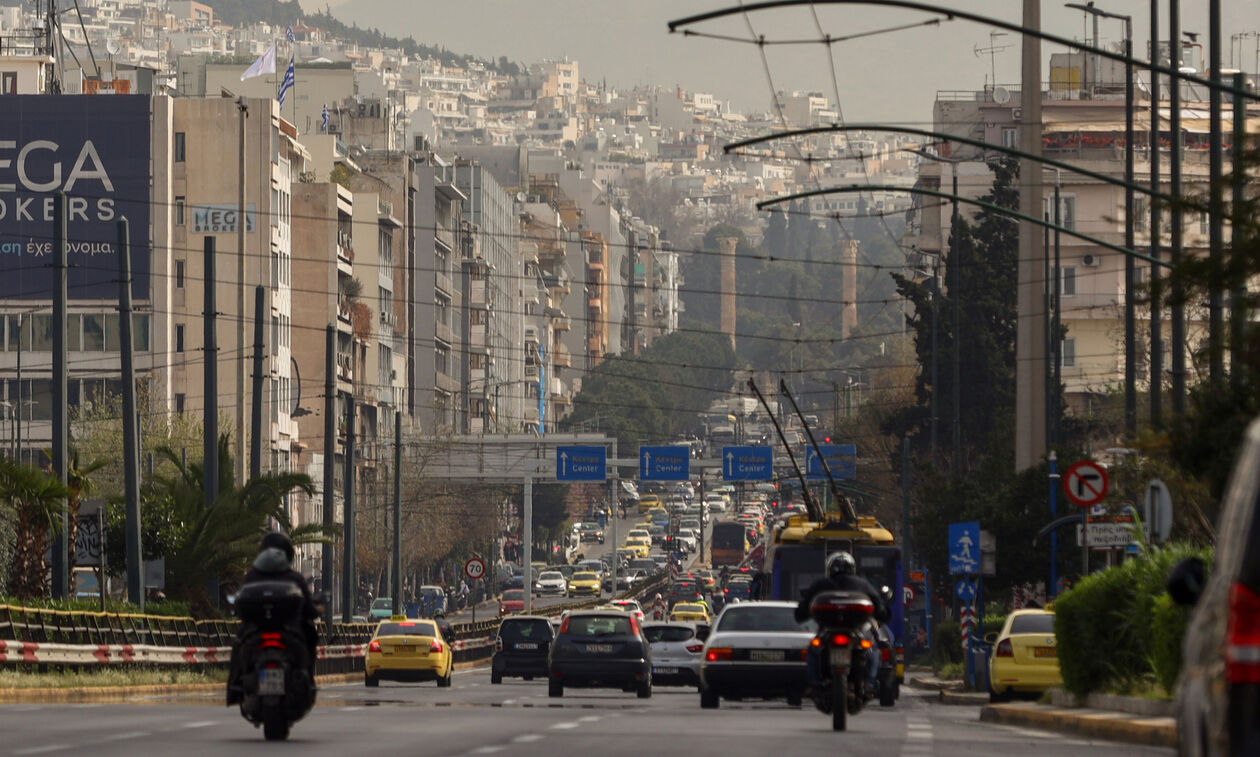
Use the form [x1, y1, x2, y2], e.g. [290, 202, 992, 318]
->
[315, 1, 1257, 123]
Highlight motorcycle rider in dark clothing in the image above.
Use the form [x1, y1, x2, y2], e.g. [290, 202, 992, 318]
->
[795, 551, 888, 696]
[227, 532, 321, 705]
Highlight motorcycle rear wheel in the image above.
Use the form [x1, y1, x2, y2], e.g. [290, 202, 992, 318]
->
[831, 682, 847, 731]
[262, 710, 289, 741]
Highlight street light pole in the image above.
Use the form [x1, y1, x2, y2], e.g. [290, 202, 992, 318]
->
[1170, 1, 1186, 414]
[1149, 0, 1163, 428]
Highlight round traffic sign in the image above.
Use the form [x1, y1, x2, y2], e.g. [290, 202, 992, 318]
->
[464, 557, 486, 581]
[1064, 460, 1109, 507]
[903, 586, 916, 605]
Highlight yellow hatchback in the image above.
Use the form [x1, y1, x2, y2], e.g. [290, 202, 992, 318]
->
[624, 537, 651, 559]
[365, 617, 453, 688]
[988, 609, 1062, 701]
[638, 495, 661, 513]
[670, 603, 711, 623]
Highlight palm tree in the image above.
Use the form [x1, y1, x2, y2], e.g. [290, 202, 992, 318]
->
[146, 434, 327, 612]
[0, 459, 70, 600]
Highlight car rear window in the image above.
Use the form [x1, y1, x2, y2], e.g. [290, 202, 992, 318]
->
[377, 621, 436, 636]
[643, 626, 694, 643]
[1009, 613, 1056, 634]
[503, 590, 524, 601]
[717, 606, 815, 633]
[565, 615, 633, 637]
[500, 619, 552, 641]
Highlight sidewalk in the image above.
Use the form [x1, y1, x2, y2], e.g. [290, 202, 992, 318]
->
[980, 701, 1177, 748]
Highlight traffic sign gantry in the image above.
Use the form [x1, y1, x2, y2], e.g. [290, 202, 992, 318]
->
[722, 446, 774, 482]
[555, 445, 607, 481]
[806, 443, 856, 479]
[464, 557, 486, 581]
[639, 445, 690, 481]
[1063, 460, 1109, 507]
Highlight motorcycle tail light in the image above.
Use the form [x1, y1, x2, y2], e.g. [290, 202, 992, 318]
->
[686, 644, 704, 653]
[880, 648, 891, 662]
[995, 639, 1014, 658]
[810, 637, 822, 647]
[859, 639, 873, 650]
[706, 647, 733, 662]
[368, 640, 382, 653]
[260, 632, 285, 650]
[830, 634, 851, 647]
[1227, 582, 1260, 684]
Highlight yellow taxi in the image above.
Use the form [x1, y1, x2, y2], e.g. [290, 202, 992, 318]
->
[638, 494, 661, 513]
[988, 609, 1063, 701]
[669, 602, 711, 623]
[624, 537, 651, 559]
[364, 616, 453, 688]
[568, 571, 602, 597]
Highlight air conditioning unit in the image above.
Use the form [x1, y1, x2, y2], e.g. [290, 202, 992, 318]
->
[1081, 254, 1101, 267]
[1012, 108, 1023, 120]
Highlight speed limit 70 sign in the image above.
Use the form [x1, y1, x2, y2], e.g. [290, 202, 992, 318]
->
[464, 557, 486, 581]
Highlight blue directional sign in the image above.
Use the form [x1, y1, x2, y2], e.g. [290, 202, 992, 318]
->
[948, 521, 981, 575]
[722, 446, 774, 482]
[955, 578, 977, 601]
[639, 445, 690, 481]
[555, 446, 606, 482]
[805, 444, 856, 480]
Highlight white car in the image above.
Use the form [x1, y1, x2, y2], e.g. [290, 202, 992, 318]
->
[699, 601, 816, 709]
[534, 570, 568, 597]
[644, 621, 705, 687]
[676, 530, 699, 553]
[705, 495, 728, 514]
[605, 598, 647, 623]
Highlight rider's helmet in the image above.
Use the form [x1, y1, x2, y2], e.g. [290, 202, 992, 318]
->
[260, 530, 296, 563]
[826, 551, 857, 580]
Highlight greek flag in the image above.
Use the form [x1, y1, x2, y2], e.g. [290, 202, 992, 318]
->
[277, 58, 295, 106]
[321, 103, 330, 132]
[286, 25, 295, 43]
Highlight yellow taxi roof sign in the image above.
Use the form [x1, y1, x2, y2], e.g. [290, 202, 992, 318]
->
[389, 614, 408, 621]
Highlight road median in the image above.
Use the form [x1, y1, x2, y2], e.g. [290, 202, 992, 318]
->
[0, 672, 361, 704]
[980, 701, 1176, 747]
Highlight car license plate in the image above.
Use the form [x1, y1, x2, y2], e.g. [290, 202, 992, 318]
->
[1034, 647, 1057, 658]
[749, 650, 783, 662]
[584, 644, 613, 654]
[653, 666, 678, 674]
[258, 668, 285, 696]
[516, 642, 538, 650]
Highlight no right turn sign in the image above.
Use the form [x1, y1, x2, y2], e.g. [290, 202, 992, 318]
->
[1064, 460, 1109, 507]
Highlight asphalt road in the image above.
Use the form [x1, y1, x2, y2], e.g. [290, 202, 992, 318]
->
[0, 673, 1173, 756]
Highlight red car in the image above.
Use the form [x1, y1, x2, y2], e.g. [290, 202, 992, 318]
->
[499, 589, 526, 616]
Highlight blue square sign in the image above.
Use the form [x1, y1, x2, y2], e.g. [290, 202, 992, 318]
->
[555, 446, 606, 482]
[806, 444, 856, 480]
[639, 445, 690, 481]
[722, 446, 774, 482]
[948, 521, 981, 575]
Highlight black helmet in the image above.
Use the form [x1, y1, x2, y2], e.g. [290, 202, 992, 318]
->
[826, 551, 857, 579]
[260, 531, 295, 563]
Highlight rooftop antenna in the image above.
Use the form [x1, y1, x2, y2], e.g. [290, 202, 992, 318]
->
[974, 31, 1011, 95]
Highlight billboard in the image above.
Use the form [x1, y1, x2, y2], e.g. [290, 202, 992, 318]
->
[0, 96, 151, 299]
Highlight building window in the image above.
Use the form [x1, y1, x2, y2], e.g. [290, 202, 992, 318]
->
[470, 353, 485, 370]
[1001, 127, 1017, 148]
[435, 345, 450, 376]
[1056, 195, 1076, 231]
[82, 314, 104, 351]
[175, 393, 185, 414]
[175, 196, 186, 225]
[1061, 266, 1076, 297]
[175, 324, 185, 353]
[435, 294, 450, 327]
[1, 72, 16, 95]
[174, 132, 186, 162]
[175, 260, 185, 288]
[1061, 337, 1076, 369]
[1134, 197, 1148, 232]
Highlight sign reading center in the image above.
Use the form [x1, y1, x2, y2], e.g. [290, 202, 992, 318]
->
[1064, 460, 1109, 507]
[555, 445, 606, 482]
[640, 445, 690, 481]
[722, 446, 774, 482]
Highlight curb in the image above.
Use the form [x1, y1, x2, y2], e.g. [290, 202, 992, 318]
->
[980, 702, 1177, 747]
[0, 673, 361, 704]
[939, 690, 989, 705]
[454, 658, 491, 672]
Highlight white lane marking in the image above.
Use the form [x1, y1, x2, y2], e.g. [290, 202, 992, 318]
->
[512, 734, 544, 743]
[102, 731, 149, 742]
[906, 731, 933, 739]
[501, 699, 516, 705]
[471, 747, 505, 754]
[14, 747, 70, 756]
[577, 715, 602, 723]
[183, 721, 217, 729]
[549, 722, 581, 730]
[342, 706, 365, 712]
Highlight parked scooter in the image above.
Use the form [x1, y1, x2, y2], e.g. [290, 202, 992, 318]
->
[232, 581, 317, 741]
[807, 590, 878, 731]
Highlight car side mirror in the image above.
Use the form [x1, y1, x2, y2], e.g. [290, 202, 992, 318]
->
[984, 632, 998, 645]
[1167, 556, 1207, 606]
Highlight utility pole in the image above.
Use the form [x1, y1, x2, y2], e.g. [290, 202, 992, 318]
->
[1169, 0, 1186, 414]
[236, 98, 249, 485]
[250, 286, 264, 480]
[322, 325, 335, 625]
[1230, 72, 1248, 384]
[1149, 0, 1163, 428]
[118, 219, 143, 606]
[50, 192, 67, 600]
[1207, 0, 1225, 387]
[951, 173, 962, 474]
[342, 394, 356, 622]
[392, 411, 401, 617]
[204, 235, 219, 510]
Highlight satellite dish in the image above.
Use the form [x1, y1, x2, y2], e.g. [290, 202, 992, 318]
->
[993, 86, 1011, 105]
[105, 40, 120, 56]
[516, 192, 527, 203]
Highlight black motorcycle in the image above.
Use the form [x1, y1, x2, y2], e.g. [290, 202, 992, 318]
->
[807, 590, 877, 731]
[232, 581, 317, 741]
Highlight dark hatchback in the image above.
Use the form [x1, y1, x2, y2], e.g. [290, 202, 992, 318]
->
[548, 611, 652, 698]
[491, 616, 554, 684]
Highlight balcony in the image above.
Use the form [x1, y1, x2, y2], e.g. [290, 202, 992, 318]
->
[470, 322, 487, 345]
[524, 362, 539, 379]
[553, 344, 571, 368]
[336, 353, 354, 382]
[552, 315, 571, 332]
[524, 327, 540, 344]
[469, 279, 487, 304]
[588, 295, 602, 311]
[435, 224, 456, 253]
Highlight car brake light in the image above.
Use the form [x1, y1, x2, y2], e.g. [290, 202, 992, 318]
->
[831, 633, 851, 647]
[558, 616, 571, 634]
[430, 640, 444, 653]
[1227, 582, 1260, 684]
[686, 644, 704, 653]
[706, 647, 733, 662]
[995, 639, 1013, 658]
[495, 637, 504, 652]
[880, 648, 891, 662]
[629, 615, 640, 635]
[368, 640, 382, 653]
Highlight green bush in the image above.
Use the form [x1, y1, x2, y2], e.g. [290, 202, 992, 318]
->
[933, 621, 962, 667]
[1053, 543, 1213, 698]
[0, 596, 194, 618]
[1150, 593, 1193, 694]
[982, 615, 1007, 638]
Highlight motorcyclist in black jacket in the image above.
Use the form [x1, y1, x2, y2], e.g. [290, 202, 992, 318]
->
[795, 551, 888, 696]
[227, 532, 321, 704]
